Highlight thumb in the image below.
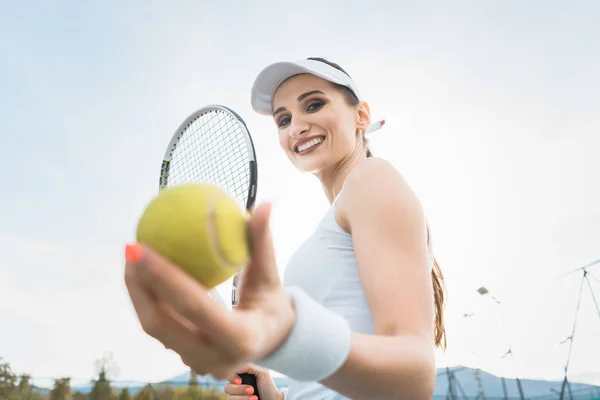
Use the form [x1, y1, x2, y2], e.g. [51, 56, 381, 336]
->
[242, 202, 280, 289]
[227, 364, 270, 383]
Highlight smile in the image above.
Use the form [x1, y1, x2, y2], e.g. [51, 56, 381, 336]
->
[295, 136, 325, 154]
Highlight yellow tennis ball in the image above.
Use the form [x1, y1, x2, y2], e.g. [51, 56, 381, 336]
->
[135, 183, 249, 289]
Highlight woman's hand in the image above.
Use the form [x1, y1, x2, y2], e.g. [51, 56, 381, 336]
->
[224, 364, 284, 400]
[123, 202, 295, 380]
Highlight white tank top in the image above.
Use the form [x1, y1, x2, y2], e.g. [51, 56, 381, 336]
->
[281, 191, 435, 399]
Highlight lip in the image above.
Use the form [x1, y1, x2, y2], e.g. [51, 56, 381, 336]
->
[293, 135, 326, 153]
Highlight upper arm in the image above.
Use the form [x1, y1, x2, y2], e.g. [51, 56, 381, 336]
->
[339, 159, 434, 342]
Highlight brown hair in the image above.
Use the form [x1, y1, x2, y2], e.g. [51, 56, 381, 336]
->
[307, 57, 447, 350]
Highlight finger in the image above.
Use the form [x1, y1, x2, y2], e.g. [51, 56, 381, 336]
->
[223, 383, 256, 396]
[124, 261, 221, 370]
[243, 202, 280, 288]
[227, 373, 243, 385]
[227, 364, 267, 382]
[126, 244, 240, 353]
[125, 262, 180, 342]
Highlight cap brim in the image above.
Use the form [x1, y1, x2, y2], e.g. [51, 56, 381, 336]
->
[251, 61, 350, 116]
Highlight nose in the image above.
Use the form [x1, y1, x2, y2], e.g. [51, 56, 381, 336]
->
[288, 116, 310, 139]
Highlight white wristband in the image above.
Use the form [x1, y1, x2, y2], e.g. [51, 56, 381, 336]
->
[255, 286, 352, 382]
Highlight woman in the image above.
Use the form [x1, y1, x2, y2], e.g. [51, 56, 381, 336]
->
[124, 57, 446, 400]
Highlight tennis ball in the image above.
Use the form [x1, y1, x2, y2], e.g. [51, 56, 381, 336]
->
[135, 183, 249, 289]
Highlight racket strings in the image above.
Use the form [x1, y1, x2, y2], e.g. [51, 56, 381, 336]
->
[165, 110, 251, 210]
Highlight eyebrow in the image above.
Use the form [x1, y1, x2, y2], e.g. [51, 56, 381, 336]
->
[272, 90, 325, 117]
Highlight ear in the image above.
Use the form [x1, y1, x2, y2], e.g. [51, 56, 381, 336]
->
[356, 101, 371, 132]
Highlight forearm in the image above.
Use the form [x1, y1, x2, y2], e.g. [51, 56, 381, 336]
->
[320, 333, 436, 400]
[256, 288, 436, 399]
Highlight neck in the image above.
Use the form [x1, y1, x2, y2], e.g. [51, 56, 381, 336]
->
[315, 146, 367, 204]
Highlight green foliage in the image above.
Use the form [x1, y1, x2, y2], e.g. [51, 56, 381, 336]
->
[90, 368, 115, 400]
[133, 385, 153, 400]
[49, 378, 72, 400]
[73, 393, 88, 400]
[186, 372, 199, 400]
[0, 359, 228, 400]
[1, 358, 17, 400]
[156, 385, 174, 400]
[16, 375, 31, 394]
[0, 364, 42, 400]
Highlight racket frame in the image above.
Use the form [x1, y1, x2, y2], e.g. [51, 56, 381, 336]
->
[158, 104, 258, 212]
[156, 104, 259, 307]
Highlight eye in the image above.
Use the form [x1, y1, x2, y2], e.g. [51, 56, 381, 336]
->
[277, 116, 291, 128]
[306, 100, 324, 112]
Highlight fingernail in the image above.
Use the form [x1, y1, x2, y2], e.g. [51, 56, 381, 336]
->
[245, 387, 254, 395]
[249, 396, 258, 400]
[125, 243, 143, 263]
[234, 378, 242, 385]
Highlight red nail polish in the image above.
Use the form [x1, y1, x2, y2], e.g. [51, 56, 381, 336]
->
[234, 378, 242, 385]
[125, 243, 143, 263]
[245, 387, 254, 395]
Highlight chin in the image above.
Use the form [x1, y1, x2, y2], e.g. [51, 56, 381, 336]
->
[291, 157, 331, 174]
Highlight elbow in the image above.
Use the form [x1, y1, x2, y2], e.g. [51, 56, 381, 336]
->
[399, 349, 436, 400]
[401, 363, 435, 400]
[419, 345, 437, 399]
[420, 364, 437, 400]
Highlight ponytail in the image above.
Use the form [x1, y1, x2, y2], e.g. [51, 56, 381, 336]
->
[428, 225, 447, 350]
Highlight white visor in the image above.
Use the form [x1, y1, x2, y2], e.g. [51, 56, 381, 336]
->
[251, 59, 384, 134]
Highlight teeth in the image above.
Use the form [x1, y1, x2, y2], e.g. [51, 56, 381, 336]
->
[297, 137, 324, 153]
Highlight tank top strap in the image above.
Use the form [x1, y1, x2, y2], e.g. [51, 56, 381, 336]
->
[332, 187, 344, 207]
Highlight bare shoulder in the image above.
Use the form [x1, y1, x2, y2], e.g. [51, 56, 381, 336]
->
[336, 159, 433, 338]
[337, 158, 424, 232]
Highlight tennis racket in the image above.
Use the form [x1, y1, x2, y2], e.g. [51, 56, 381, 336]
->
[158, 104, 260, 396]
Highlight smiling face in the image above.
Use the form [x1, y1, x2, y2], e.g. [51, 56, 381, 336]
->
[271, 73, 371, 174]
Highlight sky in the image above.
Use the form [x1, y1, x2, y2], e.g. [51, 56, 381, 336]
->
[1, 0, 600, 388]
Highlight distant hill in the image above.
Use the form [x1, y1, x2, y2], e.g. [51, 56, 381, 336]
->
[65, 365, 600, 399]
[432, 366, 600, 399]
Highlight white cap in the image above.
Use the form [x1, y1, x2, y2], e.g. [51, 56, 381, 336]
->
[251, 58, 384, 134]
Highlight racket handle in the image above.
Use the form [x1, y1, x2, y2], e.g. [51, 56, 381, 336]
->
[239, 372, 260, 397]
[232, 279, 259, 396]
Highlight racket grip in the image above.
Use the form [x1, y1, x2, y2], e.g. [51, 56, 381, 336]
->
[239, 372, 260, 398]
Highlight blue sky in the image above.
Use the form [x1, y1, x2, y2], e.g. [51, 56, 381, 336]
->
[1, 0, 599, 387]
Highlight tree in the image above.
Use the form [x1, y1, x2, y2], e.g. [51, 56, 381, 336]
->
[50, 378, 72, 400]
[16, 375, 35, 400]
[73, 392, 89, 400]
[90, 367, 113, 400]
[16, 375, 31, 393]
[186, 372, 199, 400]
[118, 388, 130, 400]
[156, 385, 174, 400]
[94, 354, 118, 383]
[133, 385, 153, 400]
[0, 358, 17, 400]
